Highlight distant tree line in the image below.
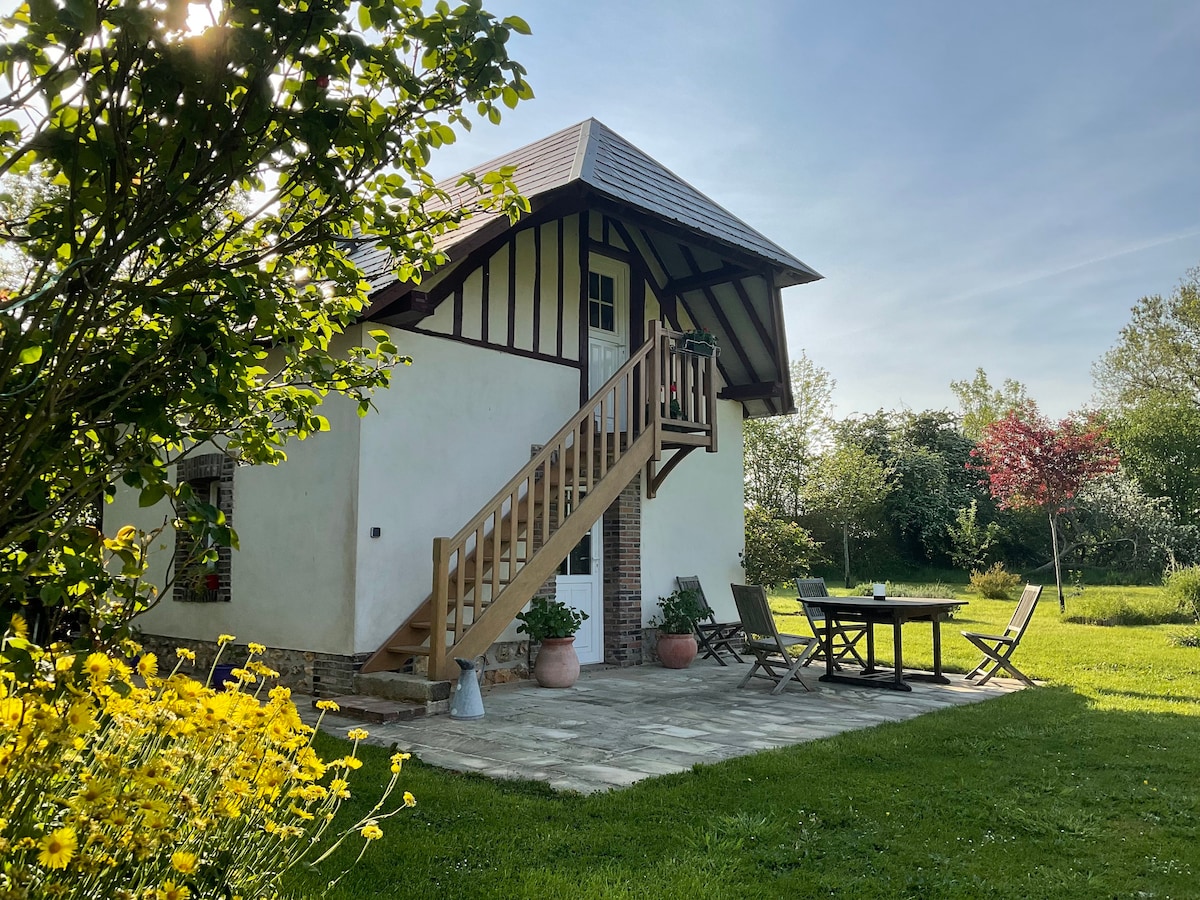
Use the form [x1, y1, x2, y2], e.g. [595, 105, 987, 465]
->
[745, 264, 1200, 588]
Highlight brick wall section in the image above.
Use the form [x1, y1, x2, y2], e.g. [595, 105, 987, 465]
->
[138, 633, 370, 697]
[602, 470, 643, 665]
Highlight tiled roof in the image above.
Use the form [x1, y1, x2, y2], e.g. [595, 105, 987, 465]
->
[356, 118, 820, 289]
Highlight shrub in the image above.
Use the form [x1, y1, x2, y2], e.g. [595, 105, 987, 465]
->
[1164, 565, 1200, 621]
[1168, 627, 1200, 647]
[969, 562, 1022, 599]
[1062, 593, 1192, 627]
[0, 624, 413, 899]
[851, 581, 959, 600]
[742, 506, 821, 588]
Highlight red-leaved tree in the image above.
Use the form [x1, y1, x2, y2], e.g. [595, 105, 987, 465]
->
[971, 402, 1120, 611]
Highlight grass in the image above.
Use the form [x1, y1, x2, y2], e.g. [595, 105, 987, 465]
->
[295, 580, 1200, 899]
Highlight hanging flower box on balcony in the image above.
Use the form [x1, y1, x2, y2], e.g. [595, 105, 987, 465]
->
[680, 326, 719, 357]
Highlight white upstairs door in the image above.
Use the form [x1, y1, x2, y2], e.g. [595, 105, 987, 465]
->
[587, 255, 629, 429]
[555, 519, 604, 664]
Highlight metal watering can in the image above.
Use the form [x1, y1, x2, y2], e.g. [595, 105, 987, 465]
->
[449, 657, 484, 720]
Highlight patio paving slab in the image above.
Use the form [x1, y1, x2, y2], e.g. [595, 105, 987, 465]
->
[306, 660, 1024, 794]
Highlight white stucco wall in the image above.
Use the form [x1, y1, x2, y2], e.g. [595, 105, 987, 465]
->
[641, 398, 746, 625]
[105, 390, 363, 656]
[352, 328, 582, 653]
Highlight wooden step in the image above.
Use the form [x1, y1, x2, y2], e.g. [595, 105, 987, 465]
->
[386, 644, 431, 658]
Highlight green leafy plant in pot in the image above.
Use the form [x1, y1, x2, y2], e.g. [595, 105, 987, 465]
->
[649, 587, 705, 669]
[516, 596, 588, 688]
[681, 326, 718, 357]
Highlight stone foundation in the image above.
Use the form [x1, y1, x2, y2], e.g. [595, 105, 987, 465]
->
[137, 633, 370, 697]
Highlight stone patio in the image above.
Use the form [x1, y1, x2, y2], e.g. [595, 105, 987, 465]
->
[308, 661, 1025, 794]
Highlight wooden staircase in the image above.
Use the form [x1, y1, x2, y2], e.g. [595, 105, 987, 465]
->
[361, 322, 720, 681]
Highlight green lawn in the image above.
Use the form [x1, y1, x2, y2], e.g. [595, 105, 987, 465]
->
[297, 583, 1200, 899]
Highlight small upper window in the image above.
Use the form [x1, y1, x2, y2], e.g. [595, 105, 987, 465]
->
[588, 271, 616, 332]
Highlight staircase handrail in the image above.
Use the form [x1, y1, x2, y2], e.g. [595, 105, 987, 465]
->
[442, 321, 668, 549]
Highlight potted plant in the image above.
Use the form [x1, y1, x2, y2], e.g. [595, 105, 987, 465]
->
[681, 326, 719, 357]
[516, 596, 589, 688]
[649, 587, 706, 668]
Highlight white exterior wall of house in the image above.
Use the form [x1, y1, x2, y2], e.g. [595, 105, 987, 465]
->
[106, 380, 364, 656]
[351, 326, 581, 653]
[640, 397, 746, 625]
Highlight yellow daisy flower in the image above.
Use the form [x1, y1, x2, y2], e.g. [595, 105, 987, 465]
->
[37, 827, 77, 869]
[403, 791, 417, 808]
[84, 652, 111, 680]
[157, 880, 191, 900]
[8, 613, 27, 638]
[217, 634, 236, 645]
[137, 653, 159, 679]
[65, 701, 98, 733]
[248, 642, 266, 655]
[0, 697, 23, 728]
[170, 850, 199, 874]
[360, 822, 383, 841]
[346, 727, 369, 741]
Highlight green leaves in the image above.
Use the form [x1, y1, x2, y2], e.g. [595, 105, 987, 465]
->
[0, 0, 531, 642]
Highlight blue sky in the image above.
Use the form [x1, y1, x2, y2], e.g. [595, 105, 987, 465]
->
[427, 0, 1200, 419]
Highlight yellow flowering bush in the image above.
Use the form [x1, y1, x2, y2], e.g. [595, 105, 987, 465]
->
[0, 620, 414, 899]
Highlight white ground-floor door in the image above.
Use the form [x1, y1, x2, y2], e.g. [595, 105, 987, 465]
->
[555, 520, 604, 665]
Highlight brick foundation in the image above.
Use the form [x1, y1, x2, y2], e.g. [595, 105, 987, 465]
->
[137, 633, 370, 697]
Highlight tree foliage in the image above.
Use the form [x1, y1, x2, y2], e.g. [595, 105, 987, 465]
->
[743, 352, 834, 517]
[1104, 391, 1200, 522]
[1062, 471, 1197, 572]
[971, 403, 1119, 608]
[741, 505, 821, 589]
[802, 442, 893, 587]
[950, 367, 1030, 441]
[1095, 264, 1200, 408]
[0, 0, 532, 642]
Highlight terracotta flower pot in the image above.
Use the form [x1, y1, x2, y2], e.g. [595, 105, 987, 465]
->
[656, 632, 697, 669]
[534, 637, 580, 688]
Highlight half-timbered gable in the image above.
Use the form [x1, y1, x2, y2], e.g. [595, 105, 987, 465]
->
[363, 118, 820, 416]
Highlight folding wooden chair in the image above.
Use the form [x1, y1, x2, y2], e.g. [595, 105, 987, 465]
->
[962, 584, 1043, 686]
[730, 584, 818, 694]
[796, 577, 868, 669]
[676, 576, 744, 665]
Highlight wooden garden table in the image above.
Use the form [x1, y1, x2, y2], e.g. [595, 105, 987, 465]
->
[802, 596, 965, 692]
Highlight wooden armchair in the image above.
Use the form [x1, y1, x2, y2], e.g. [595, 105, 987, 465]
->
[730, 584, 818, 694]
[963, 584, 1042, 686]
[676, 576, 744, 666]
[796, 577, 868, 669]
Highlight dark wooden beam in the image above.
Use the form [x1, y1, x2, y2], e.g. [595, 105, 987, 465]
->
[731, 276, 779, 370]
[401, 325, 583, 370]
[665, 264, 753, 295]
[679, 245, 761, 386]
[370, 291, 436, 326]
[637, 226, 679, 328]
[719, 381, 784, 401]
[587, 238, 637, 266]
[769, 285, 795, 414]
[578, 209, 590, 405]
[586, 193, 818, 288]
